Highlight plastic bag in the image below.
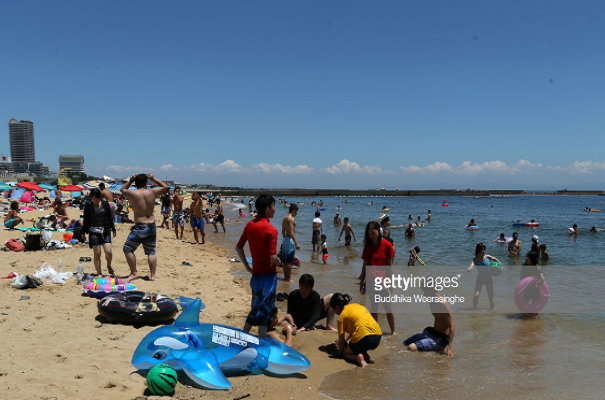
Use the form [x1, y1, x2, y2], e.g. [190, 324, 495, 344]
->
[41, 230, 52, 243]
[33, 262, 73, 285]
[10, 274, 28, 289]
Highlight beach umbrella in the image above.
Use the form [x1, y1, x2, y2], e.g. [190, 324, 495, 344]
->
[38, 183, 56, 191]
[0, 183, 11, 190]
[61, 184, 84, 192]
[16, 181, 43, 192]
[82, 181, 100, 189]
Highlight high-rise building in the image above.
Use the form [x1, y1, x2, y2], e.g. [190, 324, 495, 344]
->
[59, 155, 85, 173]
[9, 118, 35, 162]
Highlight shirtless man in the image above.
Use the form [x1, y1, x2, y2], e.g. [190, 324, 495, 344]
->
[99, 182, 116, 220]
[312, 211, 322, 252]
[54, 200, 69, 228]
[281, 203, 300, 283]
[172, 187, 185, 240]
[404, 285, 455, 357]
[212, 198, 226, 233]
[189, 191, 205, 245]
[98, 182, 114, 203]
[338, 217, 356, 246]
[121, 173, 168, 281]
[508, 232, 522, 255]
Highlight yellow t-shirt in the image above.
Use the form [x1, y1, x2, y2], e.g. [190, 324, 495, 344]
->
[337, 303, 382, 343]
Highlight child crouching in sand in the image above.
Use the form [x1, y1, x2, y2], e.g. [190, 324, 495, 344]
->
[330, 293, 382, 367]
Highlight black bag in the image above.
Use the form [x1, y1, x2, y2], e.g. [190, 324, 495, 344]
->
[25, 232, 42, 251]
[73, 225, 86, 242]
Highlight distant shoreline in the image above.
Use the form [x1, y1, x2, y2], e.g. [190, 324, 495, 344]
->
[195, 188, 605, 197]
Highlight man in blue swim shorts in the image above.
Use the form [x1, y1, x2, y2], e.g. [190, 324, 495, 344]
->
[121, 173, 169, 281]
[403, 284, 455, 357]
[172, 187, 185, 240]
[189, 191, 205, 244]
[236, 194, 279, 338]
[280, 203, 300, 283]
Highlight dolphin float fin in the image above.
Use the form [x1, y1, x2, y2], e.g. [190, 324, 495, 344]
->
[174, 298, 205, 327]
[179, 350, 231, 390]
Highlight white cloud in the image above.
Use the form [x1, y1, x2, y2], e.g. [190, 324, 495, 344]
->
[160, 164, 178, 171]
[401, 162, 453, 174]
[252, 163, 315, 174]
[325, 159, 384, 174]
[401, 160, 544, 175]
[214, 159, 243, 173]
[547, 160, 605, 174]
[106, 165, 155, 173]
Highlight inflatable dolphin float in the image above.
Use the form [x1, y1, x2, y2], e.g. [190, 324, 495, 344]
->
[131, 298, 310, 390]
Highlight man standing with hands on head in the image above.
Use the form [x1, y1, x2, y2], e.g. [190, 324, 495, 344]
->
[236, 194, 279, 338]
[121, 173, 168, 281]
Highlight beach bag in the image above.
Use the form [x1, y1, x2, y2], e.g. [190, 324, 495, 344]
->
[25, 232, 42, 251]
[5, 239, 25, 252]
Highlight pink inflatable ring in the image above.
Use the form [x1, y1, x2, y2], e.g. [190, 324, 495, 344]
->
[514, 276, 550, 313]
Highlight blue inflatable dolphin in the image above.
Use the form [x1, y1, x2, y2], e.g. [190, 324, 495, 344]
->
[131, 298, 311, 390]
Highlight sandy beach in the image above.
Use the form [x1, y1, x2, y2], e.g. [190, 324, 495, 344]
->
[0, 202, 390, 400]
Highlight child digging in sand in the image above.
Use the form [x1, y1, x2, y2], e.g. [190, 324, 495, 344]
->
[266, 307, 296, 347]
[330, 293, 382, 367]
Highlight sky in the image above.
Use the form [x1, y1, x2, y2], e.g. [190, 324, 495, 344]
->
[1, 1, 604, 190]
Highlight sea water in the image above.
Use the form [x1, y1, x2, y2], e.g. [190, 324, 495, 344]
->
[213, 195, 605, 399]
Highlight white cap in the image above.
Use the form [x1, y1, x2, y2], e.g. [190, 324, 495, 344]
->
[532, 235, 539, 241]
[379, 213, 389, 223]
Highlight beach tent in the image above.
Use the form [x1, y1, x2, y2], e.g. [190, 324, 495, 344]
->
[72, 191, 82, 198]
[20, 191, 36, 204]
[10, 188, 24, 201]
[50, 190, 56, 198]
[0, 182, 11, 191]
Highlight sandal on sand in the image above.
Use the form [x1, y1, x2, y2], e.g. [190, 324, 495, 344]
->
[107, 266, 115, 276]
[181, 261, 192, 266]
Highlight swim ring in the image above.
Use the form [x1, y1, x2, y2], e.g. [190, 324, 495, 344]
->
[97, 291, 178, 324]
[489, 261, 503, 276]
[495, 236, 513, 243]
[441, 203, 449, 207]
[524, 222, 540, 227]
[83, 278, 137, 298]
[514, 276, 550, 313]
[466, 225, 479, 230]
[512, 222, 525, 227]
[382, 208, 390, 212]
[567, 227, 578, 234]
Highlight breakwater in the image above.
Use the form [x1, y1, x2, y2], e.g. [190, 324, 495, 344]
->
[195, 188, 605, 197]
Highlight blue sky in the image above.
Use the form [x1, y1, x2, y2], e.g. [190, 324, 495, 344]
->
[2, 1, 604, 189]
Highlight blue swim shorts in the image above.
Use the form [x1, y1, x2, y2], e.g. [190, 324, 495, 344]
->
[4, 218, 15, 228]
[246, 273, 277, 327]
[173, 211, 185, 227]
[403, 327, 449, 352]
[191, 217, 205, 230]
[280, 237, 296, 264]
[123, 222, 157, 256]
